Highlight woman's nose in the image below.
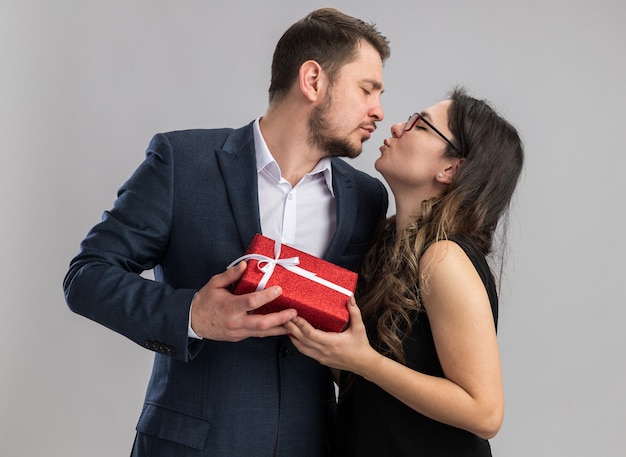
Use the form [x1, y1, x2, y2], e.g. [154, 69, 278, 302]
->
[390, 122, 405, 138]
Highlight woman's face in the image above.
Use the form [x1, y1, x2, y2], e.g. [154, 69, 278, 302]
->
[375, 99, 456, 194]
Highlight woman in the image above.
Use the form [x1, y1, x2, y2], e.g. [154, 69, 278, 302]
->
[284, 87, 524, 456]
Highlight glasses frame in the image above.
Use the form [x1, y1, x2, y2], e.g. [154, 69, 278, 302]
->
[404, 112, 463, 156]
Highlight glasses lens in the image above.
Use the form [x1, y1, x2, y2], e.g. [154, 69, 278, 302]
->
[404, 113, 419, 131]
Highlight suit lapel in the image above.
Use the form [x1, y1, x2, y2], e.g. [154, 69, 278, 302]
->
[216, 133, 358, 259]
[324, 159, 356, 263]
[215, 123, 261, 250]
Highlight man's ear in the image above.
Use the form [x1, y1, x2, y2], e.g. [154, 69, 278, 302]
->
[298, 60, 325, 102]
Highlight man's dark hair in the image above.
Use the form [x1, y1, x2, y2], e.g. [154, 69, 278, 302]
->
[268, 8, 390, 103]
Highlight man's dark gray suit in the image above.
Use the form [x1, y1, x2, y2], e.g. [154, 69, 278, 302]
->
[63, 121, 388, 456]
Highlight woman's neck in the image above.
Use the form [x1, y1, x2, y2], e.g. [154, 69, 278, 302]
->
[393, 193, 425, 235]
[391, 184, 443, 235]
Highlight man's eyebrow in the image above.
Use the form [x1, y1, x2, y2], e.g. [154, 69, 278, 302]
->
[362, 79, 384, 91]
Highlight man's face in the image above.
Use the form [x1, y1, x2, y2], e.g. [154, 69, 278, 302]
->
[308, 42, 385, 159]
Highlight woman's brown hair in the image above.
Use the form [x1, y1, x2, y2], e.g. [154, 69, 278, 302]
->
[356, 87, 524, 364]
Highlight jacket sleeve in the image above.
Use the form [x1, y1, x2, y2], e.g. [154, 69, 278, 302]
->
[63, 133, 198, 362]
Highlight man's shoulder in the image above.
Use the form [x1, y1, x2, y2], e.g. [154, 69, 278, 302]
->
[161, 127, 233, 136]
[151, 122, 255, 152]
[158, 127, 234, 144]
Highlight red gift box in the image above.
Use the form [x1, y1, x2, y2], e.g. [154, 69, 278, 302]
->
[229, 234, 357, 332]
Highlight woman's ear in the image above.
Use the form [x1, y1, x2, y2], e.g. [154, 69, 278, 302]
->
[436, 158, 464, 184]
[298, 60, 325, 102]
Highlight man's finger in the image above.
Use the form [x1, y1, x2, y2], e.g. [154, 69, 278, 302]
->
[208, 261, 247, 289]
[245, 307, 297, 331]
[237, 285, 283, 313]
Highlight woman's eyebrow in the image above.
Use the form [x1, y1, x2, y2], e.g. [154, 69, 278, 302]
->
[419, 110, 433, 120]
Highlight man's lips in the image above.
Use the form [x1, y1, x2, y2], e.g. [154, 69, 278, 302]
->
[361, 125, 376, 140]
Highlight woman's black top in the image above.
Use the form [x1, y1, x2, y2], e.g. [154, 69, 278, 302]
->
[336, 236, 499, 457]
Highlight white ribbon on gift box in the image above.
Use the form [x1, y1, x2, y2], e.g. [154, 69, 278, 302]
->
[227, 239, 353, 297]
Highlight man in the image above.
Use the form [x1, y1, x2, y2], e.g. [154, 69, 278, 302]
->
[64, 8, 390, 457]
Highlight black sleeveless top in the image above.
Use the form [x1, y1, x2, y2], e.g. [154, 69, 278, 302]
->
[336, 236, 499, 457]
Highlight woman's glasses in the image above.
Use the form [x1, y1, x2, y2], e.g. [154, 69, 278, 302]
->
[404, 113, 464, 156]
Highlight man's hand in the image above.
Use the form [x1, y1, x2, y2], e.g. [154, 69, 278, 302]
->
[190, 261, 296, 341]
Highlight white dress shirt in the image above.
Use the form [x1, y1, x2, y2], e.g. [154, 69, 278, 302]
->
[189, 118, 337, 338]
[253, 118, 336, 257]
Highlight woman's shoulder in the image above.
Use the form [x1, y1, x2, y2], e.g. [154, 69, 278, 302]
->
[422, 236, 487, 270]
[421, 236, 498, 325]
[421, 238, 471, 267]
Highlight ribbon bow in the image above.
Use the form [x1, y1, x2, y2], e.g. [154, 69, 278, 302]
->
[227, 239, 353, 297]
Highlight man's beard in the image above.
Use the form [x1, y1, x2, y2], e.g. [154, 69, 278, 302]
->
[307, 95, 363, 159]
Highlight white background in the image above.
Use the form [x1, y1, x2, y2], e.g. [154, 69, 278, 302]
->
[2, 1, 625, 455]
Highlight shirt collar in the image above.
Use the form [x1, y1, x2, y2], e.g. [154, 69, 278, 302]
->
[253, 118, 334, 196]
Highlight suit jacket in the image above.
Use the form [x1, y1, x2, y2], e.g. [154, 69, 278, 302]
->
[63, 122, 388, 457]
